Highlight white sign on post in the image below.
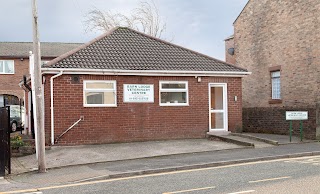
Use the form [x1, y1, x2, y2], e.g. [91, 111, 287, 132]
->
[286, 111, 308, 120]
[123, 84, 154, 103]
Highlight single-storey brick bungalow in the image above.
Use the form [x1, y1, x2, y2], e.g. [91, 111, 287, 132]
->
[40, 27, 250, 145]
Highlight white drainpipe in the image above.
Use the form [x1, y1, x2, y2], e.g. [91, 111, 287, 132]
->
[50, 71, 63, 145]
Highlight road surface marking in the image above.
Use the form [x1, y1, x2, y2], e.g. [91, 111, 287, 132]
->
[249, 176, 291, 183]
[163, 186, 216, 194]
[228, 190, 255, 194]
[2, 158, 305, 194]
[284, 156, 320, 166]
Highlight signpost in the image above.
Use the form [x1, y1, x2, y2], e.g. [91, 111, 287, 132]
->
[123, 84, 154, 103]
[286, 111, 308, 142]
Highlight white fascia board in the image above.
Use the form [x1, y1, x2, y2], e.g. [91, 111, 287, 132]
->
[41, 68, 251, 77]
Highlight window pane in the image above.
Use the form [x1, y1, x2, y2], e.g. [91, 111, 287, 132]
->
[4, 61, 14, 73]
[0, 61, 3, 73]
[272, 77, 281, 99]
[103, 92, 115, 104]
[211, 113, 224, 129]
[86, 92, 104, 104]
[162, 83, 186, 89]
[211, 87, 224, 110]
[86, 82, 114, 89]
[85, 92, 115, 105]
[161, 92, 186, 103]
[271, 71, 280, 78]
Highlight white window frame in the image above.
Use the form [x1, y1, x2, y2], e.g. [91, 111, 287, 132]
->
[159, 81, 189, 106]
[0, 60, 15, 74]
[83, 80, 117, 107]
[271, 71, 281, 100]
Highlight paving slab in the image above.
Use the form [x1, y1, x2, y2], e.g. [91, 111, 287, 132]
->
[11, 139, 243, 174]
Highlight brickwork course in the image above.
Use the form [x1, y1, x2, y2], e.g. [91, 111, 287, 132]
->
[228, 0, 320, 139]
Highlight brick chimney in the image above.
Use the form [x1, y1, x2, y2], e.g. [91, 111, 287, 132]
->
[224, 35, 236, 64]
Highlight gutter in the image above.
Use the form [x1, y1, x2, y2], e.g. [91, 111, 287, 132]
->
[50, 71, 63, 145]
[42, 68, 252, 77]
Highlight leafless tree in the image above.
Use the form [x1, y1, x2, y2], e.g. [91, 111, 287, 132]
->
[84, 0, 167, 39]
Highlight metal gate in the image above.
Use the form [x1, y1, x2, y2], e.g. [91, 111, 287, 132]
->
[0, 106, 11, 176]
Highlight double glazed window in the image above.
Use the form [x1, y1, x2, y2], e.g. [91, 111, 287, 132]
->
[159, 81, 188, 106]
[83, 81, 117, 107]
[0, 60, 14, 74]
[271, 71, 281, 99]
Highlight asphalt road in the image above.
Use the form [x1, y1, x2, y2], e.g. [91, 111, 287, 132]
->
[5, 156, 320, 194]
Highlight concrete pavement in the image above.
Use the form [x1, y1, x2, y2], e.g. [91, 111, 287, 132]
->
[1, 133, 319, 192]
[11, 139, 244, 174]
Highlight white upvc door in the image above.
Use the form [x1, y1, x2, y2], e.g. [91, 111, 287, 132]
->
[209, 83, 228, 132]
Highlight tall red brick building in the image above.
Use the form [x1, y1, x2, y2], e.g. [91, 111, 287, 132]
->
[225, 0, 320, 139]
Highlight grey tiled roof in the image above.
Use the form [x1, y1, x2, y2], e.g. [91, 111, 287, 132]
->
[0, 42, 82, 58]
[44, 27, 247, 73]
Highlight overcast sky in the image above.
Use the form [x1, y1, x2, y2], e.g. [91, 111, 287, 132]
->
[0, 0, 247, 60]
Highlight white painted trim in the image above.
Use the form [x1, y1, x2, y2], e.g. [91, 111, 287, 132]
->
[28, 91, 31, 135]
[42, 68, 251, 77]
[208, 83, 228, 132]
[83, 80, 117, 107]
[159, 81, 189, 106]
[50, 71, 63, 145]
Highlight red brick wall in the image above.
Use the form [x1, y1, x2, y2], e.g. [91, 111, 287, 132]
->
[0, 58, 29, 99]
[243, 107, 316, 140]
[44, 74, 243, 145]
[225, 38, 236, 65]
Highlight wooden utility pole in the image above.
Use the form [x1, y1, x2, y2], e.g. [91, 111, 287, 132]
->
[32, 0, 46, 173]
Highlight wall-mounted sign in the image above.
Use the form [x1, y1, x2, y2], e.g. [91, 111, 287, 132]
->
[286, 111, 308, 120]
[123, 84, 154, 103]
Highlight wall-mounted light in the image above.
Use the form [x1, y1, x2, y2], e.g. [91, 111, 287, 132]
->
[228, 48, 235, 56]
[196, 76, 201, 83]
[234, 96, 238, 101]
[20, 58, 24, 61]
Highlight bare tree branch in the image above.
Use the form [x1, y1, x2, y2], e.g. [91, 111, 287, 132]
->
[83, 0, 167, 39]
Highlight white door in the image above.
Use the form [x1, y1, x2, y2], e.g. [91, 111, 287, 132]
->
[209, 83, 228, 132]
